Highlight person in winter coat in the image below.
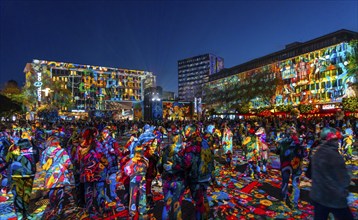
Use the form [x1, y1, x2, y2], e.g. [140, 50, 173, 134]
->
[203, 125, 220, 186]
[222, 126, 233, 168]
[310, 127, 354, 220]
[100, 127, 123, 211]
[5, 130, 39, 220]
[144, 138, 159, 210]
[255, 127, 269, 174]
[277, 126, 304, 209]
[0, 130, 11, 194]
[67, 128, 85, 208]
[158, 130, 186, 220]
[242, 128, 260, 178]
[40, 136, 74, 219]
[78, 128, 108, 218]
[124, 144, 149, 219]
[136, 124, 158, 210]
[179, 124, 214, 220]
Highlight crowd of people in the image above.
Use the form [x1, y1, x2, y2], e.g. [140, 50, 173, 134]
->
[0, 115, 357, 220]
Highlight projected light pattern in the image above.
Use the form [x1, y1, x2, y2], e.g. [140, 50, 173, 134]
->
[25, 60, 155, 111]
[206, 41, 357, 111]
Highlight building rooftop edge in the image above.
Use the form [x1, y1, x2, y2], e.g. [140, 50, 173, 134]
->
[178, 53, 223, 63]
[210, 29, 358, 81]
[26, 59, 154, 74]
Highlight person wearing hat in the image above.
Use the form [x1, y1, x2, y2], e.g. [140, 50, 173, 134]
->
[310, 127, 353, 220]
[136, 124, 158, 211]
[158, 129, 186, 220]
[40, 136, 74, 219]
[5, 129, 39, 220]
[276, 126, 304, 209]
[255, 127, 269, 174]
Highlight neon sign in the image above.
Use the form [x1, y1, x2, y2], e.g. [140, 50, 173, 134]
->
[34, 72, 42, 101]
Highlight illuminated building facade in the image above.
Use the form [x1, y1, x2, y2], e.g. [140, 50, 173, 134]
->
[205, 29, 358, 114]
[178, 54, 224, 102]
[24, 59, 156, 115]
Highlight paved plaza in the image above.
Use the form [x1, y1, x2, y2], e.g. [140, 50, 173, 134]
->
[0, 137, 357, 220]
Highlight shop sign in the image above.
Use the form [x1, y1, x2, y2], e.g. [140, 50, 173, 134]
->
[34, 72, 42, 101]
[322, 104, 336, 110]
[72, 109, 85, 113]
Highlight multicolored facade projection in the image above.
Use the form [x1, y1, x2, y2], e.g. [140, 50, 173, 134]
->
[162, 101, 191, 121]
[205, 30, 357, 115]
[24, 59, 155, 116]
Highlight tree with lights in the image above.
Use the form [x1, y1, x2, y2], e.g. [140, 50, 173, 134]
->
[23, 62, 73, 120]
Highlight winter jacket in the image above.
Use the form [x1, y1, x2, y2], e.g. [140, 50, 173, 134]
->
[79, 141, 108, 183]
[277, 135, 304, 175]
[41, 146, 74, 188]
[101, 136, 119, 175]
[6, 138, 39, 177]
[310, 140, 351, 208]
[158, 142, 185, 182]
[180, 134, 214, 184]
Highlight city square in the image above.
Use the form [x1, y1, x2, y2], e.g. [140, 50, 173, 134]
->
[0, 1, 358, 220]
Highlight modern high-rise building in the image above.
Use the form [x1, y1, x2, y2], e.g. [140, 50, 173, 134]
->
[24, 59, 155, 119]
[205, 29, 358, 115]
[178, 54, 224, 102]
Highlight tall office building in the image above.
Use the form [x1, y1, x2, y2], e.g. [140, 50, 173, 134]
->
[178, 54, 224, 101]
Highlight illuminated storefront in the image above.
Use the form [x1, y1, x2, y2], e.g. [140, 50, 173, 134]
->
[24, 59, 155, 119]
[205, 29, 357, 115]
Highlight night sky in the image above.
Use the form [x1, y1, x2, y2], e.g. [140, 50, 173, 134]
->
[0, 1, 357, 94]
